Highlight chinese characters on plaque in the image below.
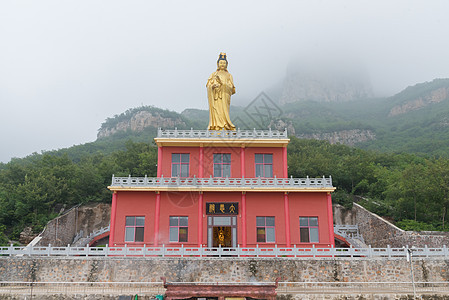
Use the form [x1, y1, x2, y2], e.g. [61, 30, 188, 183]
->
[206, 202, 239, 215]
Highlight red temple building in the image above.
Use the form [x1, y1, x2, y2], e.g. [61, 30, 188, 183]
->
[108, 128, 335, 248]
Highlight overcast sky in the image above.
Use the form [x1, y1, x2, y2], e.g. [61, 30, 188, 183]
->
[1, 0, 449, 163]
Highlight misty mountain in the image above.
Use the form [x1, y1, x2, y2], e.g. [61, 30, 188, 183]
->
[278, 61, 373, 104]
[94, 78, 449, 157]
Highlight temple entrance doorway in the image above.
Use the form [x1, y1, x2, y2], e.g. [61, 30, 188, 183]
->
[207, 216, 237, 248]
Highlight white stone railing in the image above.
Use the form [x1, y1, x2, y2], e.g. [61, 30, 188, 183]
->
[1, 244, 448, 259]
[110, 176, 333, 188]
[157, 128, 288, 139]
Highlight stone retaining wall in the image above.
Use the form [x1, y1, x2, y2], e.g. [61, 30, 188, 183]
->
[37, 203, 111, 247]
[1, 257, 449, 283]
[334, 203, 449, 248]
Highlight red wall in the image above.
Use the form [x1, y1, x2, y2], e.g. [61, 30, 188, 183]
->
[113, 191, 157, 246]
[158, 192, 199, 246]
[245, 192, 285, 247]
[159, 146, 285, 178]
[111, 190, 333, 248]
[159, 147, 200, 177]
[244, 148, 284, 178]
[288, 192, 333, 247]
[202, 147, 242, 178]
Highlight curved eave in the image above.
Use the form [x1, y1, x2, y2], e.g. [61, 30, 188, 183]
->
[154, 138, 290, 148]
[108, 186, 336, 193]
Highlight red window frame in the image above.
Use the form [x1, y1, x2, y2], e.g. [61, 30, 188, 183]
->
[213, 153, 231, 177]
[299, 217, 319, 243]
[256, 216, 275, 243]
[124, 216, 145, 243]
[255, 153, 273, 177]
[171, 153, 189, 177]
[169, 216, 188, 243]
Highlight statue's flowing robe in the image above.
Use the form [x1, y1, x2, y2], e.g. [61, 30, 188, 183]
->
[206, 70, 236, 130]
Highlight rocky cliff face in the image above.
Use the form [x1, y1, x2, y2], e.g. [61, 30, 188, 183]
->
[268, 119, 296, 136]
[297, 129, 376, 146]
[389, 87, 449, 116]
[97, 110, 186, 139]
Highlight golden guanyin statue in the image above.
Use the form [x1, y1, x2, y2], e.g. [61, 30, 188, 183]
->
[206, 53, 236, 131]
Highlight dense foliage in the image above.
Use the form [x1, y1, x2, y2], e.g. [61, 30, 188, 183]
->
[2, 135, 449, 245]
[0, 141, 157, 243]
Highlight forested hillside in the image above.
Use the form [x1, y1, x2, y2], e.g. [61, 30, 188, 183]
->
[2, 137, 449, 245]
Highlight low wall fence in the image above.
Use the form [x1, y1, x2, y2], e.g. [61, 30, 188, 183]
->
[276, 282, 449, 295]
[0, 281, 164, 297]
[1, 282, 449, 296]
[1, 245, 449, 259]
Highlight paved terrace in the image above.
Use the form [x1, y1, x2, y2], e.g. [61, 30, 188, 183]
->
[157, 128, 288, 139]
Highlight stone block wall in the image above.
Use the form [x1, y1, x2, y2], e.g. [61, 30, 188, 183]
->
[1, 257, 449, 283]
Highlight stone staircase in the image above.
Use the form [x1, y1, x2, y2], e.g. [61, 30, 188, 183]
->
[72, 224, 110, 247]
[334, 225, 367, 248]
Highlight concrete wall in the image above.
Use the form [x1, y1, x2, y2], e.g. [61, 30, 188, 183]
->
[1, 257, 449, 283]
[333, 203, 449, 248]
[37, 203, 111, 247]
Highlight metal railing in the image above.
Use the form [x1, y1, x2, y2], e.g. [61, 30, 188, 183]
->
[111, 175, 333, 188]
[1, 245, 448, 259]
[157, 128, 288, 139]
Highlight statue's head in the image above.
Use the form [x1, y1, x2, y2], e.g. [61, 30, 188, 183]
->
[217, 52, 228, 70]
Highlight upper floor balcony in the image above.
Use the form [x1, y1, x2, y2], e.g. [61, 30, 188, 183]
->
[157, 128, 288, 139]
[109, 175, 334, 193]
[155, 128, 290, 148]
